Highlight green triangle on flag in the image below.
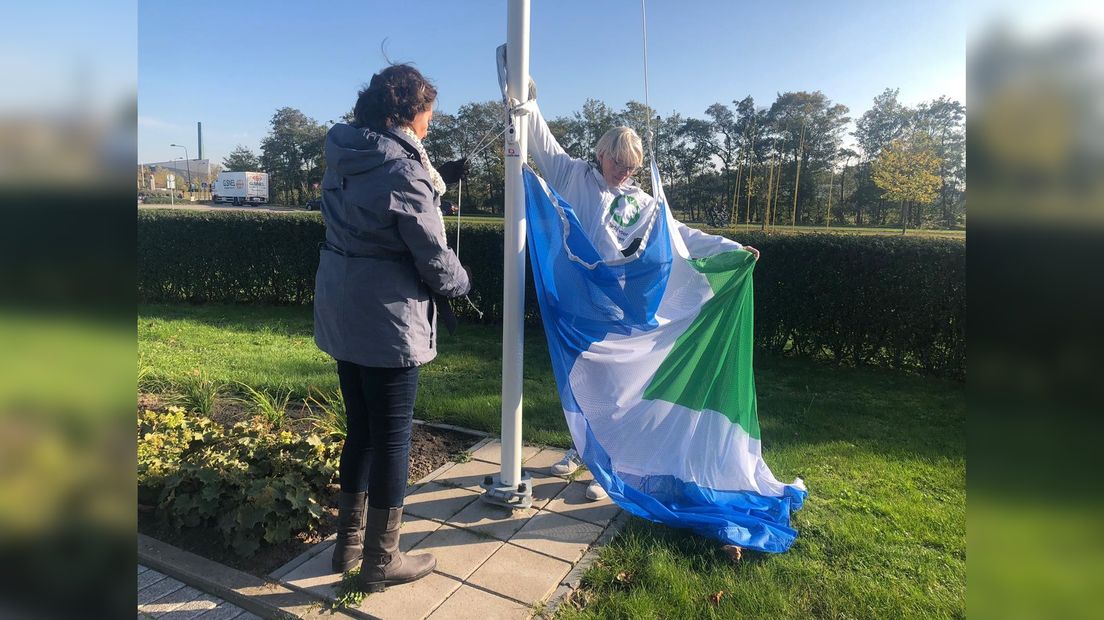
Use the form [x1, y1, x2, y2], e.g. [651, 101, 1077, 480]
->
[642, 250, 761, 439]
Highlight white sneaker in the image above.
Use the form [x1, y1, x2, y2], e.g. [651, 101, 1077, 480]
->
[550, 449, 581, 475]
[585, 480, 608, 501]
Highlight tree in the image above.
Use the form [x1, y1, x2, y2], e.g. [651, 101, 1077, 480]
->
[871, 133, 941, 233]
[912, 97, 966, 227]
[259, 107, 327, 205]
[617, 100, 658, 149]
[425, 101, 507, 213]
[221, 145, 260, 172]
[768, 91, 850, 225]
[652, 112, 686, 183]
[855, 88, 911, 161]
[732, 97, 770, 225]
[854, 88, 911, 225]
[675, 117, 717, 221]
[837, 147, 859, 220]
[422, 111, 459, 163]
[560, 99, 617, 161]
[704, 102, 741, 218]
[259, 105, 326, 202]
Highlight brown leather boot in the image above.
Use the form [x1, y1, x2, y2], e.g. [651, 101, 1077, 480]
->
[359, 506, 436, 592]
[331, 491, 367, 573]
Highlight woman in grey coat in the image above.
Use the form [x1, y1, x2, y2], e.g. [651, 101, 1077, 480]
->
[313, 64, 470, 591]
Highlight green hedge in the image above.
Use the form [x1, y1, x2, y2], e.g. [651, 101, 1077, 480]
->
[139, 209, 322, 304]
[723, 230, 965, 377]
[138, 209, 964, 377]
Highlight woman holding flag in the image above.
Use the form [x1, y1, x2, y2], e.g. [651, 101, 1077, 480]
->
[518, 85, 760, 502]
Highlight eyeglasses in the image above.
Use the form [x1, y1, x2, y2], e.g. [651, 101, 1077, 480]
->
[608, 161, 640, 175]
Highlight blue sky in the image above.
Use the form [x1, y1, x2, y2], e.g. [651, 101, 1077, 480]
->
[1, 1, 135, 115]
[138, 0, 971, 165]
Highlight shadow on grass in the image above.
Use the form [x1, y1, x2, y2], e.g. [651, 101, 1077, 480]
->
[139, 303, 315, 335]
[139, 304, 964, 460]
[754, 354, 964, 462]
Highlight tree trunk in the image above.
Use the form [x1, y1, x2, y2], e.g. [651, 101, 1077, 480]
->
[901, 200, 908, 234]
[729, 161, 743, 228]
[837, 167, 844, 224]
[790, 124, 805, 228]
[940, 133, 950, 227]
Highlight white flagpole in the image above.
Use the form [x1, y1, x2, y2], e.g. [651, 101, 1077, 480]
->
[500, 0, 530, 498]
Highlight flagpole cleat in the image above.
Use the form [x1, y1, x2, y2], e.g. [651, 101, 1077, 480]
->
[480, 471, 533, 510]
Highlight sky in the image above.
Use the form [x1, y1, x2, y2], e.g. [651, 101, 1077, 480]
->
[1, 1, 135, 116]
[136, 0, 976, 165]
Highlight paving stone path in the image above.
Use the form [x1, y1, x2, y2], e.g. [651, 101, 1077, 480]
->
[138, 565, 261, 620]
[138, 436, 626, 619]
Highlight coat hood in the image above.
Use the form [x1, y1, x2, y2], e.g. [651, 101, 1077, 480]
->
[324, 123, 419, 177]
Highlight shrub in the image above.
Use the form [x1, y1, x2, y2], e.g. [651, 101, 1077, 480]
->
[138, 209, 964, 376]
[137, 407, 341, 556]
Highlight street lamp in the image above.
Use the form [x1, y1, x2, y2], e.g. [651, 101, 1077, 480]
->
[170, 143, 192, 195]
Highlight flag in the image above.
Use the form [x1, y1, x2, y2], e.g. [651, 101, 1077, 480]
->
[523, 162, 807, 553]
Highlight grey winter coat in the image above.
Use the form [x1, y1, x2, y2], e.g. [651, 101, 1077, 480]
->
[314, 123, 470, 368]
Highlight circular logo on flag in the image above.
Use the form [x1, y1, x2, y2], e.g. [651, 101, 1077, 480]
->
[608, 195, 641, 227]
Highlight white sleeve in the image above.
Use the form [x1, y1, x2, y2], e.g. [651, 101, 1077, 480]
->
[526, 101, 588, 191]
[674, 219, 744, 257]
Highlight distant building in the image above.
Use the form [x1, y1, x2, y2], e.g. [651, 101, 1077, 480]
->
[139, 158, 217, 191]
[141, 158, 212, 180]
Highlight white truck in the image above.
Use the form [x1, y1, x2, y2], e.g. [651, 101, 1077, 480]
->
[212, 171, 269, 206]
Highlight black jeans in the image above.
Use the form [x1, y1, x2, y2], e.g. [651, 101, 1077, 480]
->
[336, 360, 420, 509]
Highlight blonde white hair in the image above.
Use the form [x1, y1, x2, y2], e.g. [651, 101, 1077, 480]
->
[595, 127, 643, 170]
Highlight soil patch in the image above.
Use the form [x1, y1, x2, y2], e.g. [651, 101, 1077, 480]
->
[139, 395, 482, 577]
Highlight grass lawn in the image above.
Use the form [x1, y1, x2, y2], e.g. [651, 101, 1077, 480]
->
[137, 304, 569, 445]
[138, 303, 964, 617]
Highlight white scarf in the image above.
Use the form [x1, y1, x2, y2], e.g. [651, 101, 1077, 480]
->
[399, 126, 447, 195]
[398, 125, 448, 241]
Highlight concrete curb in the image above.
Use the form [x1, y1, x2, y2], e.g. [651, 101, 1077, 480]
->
[268, 538, 336, 582]
[411, 418, 492, 438]
[138, 534, 349, 619]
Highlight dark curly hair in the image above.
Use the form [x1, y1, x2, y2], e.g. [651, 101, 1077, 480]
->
[352, 64, 437, 131]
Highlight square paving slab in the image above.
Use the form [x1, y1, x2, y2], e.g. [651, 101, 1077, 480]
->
[469, 441, 540, 465]
[521, 448, 570, 477]
[409, 524, 504, 581]
[511, 510, 605, 564]
[526, 472, 571, 510]
[425, 583, 533, 620]
[427, 458, 502, 492]
[444, 498, 536, 541]
[355, 571, 463, 620]
[466, 542, 572, 606]
[543, 480, 622, 528]
[403, 482, 481, 522]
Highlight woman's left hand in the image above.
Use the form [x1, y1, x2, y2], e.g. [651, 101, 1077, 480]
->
[437, 158, 470, 185]
[745, 246, 760, 261]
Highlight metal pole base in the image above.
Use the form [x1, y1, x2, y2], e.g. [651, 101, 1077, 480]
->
[479, 472, 533, 510]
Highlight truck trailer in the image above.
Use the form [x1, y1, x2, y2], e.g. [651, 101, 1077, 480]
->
[212, 171, 269, 206]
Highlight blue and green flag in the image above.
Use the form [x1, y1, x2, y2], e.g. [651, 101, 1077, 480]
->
[524, 163, 806, 553]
